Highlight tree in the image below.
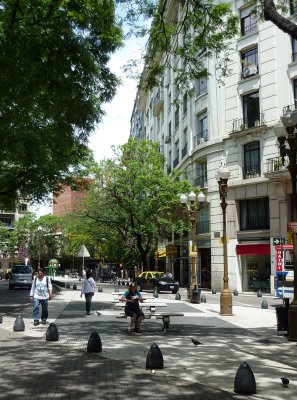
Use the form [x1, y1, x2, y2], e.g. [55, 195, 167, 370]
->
[118, 0, 297, 90]
[0, 0, 122, 209]
[81, 138, 195, 269]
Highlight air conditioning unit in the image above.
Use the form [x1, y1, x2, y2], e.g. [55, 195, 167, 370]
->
[243, 64, 258, 78]
[165, 136, 171, 144]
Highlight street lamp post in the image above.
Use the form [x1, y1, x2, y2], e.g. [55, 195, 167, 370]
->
[180, 191, 206, 303]
[275, 110, 297, 340]
[217, 165, 233, 316]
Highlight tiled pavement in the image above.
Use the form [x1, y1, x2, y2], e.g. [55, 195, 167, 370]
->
[0, 283, 296, 399]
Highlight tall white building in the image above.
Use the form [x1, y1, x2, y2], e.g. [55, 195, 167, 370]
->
[130, 0, 296, 294]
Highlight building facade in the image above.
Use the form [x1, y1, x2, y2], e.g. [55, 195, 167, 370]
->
[130, 0, 296, 294]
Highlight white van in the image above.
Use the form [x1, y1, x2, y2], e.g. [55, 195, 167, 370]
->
[9, 265, 33, 290]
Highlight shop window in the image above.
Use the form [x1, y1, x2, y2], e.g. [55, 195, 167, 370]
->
[239, 197, 270, 230]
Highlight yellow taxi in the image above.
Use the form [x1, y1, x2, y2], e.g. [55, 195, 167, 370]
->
[135, 271, 179, 293]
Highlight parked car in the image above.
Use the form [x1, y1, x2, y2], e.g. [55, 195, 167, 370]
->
[135, 271, 179, 293]
[9, 265, 34, 290]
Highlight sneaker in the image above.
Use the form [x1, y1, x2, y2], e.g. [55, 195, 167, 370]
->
[33, 320, 39, 326]
[87, 312, 91, 315]
[134, 328, 143, 334]
[41, 319, 46, 325]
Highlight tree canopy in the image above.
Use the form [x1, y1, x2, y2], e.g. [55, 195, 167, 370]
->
[0, 0, 122, 209]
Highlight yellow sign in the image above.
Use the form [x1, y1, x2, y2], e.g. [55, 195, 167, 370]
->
[166, 245, 178, 256]
[287, 222, 297, 233]
[189, 251, 197, 257]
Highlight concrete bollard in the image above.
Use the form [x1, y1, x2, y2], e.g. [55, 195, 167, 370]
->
[257, 289, 262, 297]
[261, 299, 268, 309]
[233, 289, 238, 296]
[87, 331, 102, 353]
[13, 315, 25, 331]
[175, 292, 181, 300]
[98, 286, 103, 292]
[46, 322, 59, 341]
[73, 283, 77, 290]
[66, 283, 70, 289]
[153, 290, 158, 298]
[200, 294, 207, 303]
[234, 361, 256, 395]
[212, 288, 216, 294]
[114, 287, 119, 292]
[146, 343, 163, 370]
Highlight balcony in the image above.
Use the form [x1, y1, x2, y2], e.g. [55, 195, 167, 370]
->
[231, 113, 265, 133]
[194, 130, 208, 147]
[242, 164, 261, 179]
[153, 90, 164, 117]
[241, 63, 258, 80]
[266, 156, 289, 172]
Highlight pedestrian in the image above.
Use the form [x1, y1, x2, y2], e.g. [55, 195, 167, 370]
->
[120, 282, 144, 334]
[166, 270, 173, 278]
[29, 268, 53, 326]
[80, 269, 96, 315]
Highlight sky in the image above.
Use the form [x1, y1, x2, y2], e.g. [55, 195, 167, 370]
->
[33, 37, 144, 216]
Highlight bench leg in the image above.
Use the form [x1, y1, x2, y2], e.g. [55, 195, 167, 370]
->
[162, 316, 170, 333]
[128, 316, 136, 333]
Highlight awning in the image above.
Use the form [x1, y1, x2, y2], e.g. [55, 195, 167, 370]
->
[236, 244, 270, 256]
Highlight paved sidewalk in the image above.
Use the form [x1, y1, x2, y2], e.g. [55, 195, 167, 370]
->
[0, 284, 296, 399]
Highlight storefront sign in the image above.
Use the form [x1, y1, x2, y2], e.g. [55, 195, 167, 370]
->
[287, 221, 297, 233]
[275, 247, 283, 272]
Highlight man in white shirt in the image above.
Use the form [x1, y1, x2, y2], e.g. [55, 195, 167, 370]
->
[30, 268, 52, 326]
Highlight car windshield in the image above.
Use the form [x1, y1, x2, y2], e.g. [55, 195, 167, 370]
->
[12, 267, 32, 274]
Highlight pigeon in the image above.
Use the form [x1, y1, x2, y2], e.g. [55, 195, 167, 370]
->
[281, 377, 289, 387]
[191, 338, 202, 346]
[95, 311, 101, 316]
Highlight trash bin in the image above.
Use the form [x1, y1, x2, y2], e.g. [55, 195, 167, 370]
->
[192, 285, 201, 304]
[275, 304, 288, 332]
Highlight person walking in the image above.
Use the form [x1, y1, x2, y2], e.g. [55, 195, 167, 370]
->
[80, 270, 96, 315]
[120, 282, 144, 334]
[29, 268, 53, 326]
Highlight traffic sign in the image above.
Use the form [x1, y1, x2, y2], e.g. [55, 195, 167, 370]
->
[273, 237, 287, 246]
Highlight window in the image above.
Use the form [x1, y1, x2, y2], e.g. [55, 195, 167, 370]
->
[241, 47, 258, 79]
[182, 128, 188, 158]
[290, 0, 297, 15]
[174, 105, 179, 129]
[18, 204, 28, 212]
[241, 10, 257, 36]
[243, 91, 260, 128]
[243, 141, 261, 178]
[195, 114, 208, 145]
[195, 160, 207, 187]
[0, 217, 13, 227]
[197, 203, 210, 234]
[196, 76, 207, 96]
[183, 93, 187, 115]
[173, 140, 179, 167]
[240, 197, 270, 230]
[292, 38, 297, 62]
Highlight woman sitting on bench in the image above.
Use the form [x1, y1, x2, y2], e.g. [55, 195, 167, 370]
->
[120, 282, 144, 334]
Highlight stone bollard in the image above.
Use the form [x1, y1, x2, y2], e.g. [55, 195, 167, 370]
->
[146, 343, 163, 370]
[87, 331, 102, 353]
[114, 287, 119, 293]
[257, 289, 262, 297]
[211, 288, 216, 294]
[234, 361, 256, 395]
[73, 283, 77, 290]
[98, 285, 103, 292]
[261, 299, 268, 309]
[13, 315, 25, 331]
[153, 290, 158, 298]
[175, 292, 181, 300]
[200, 294, 207, 303]
[46, 322, 59, 341]
[66, 283, 70, 289]
[233, 289, 238, 296]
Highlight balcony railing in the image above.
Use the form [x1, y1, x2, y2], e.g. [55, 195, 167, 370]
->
[266, 156, 289, 172]
[232, 113, 265, 133]
[194, 130, 208, 147]
[282, 103, 297, 115]
[242, 164, 261, 179]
